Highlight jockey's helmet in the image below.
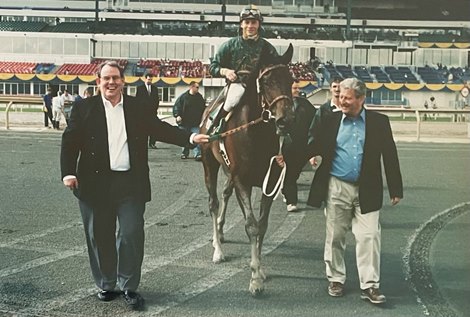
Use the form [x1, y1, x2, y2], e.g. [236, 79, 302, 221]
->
[240, 5, 263, 22]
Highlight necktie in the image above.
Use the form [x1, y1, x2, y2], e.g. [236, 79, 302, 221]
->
[147, 85, 151, 95]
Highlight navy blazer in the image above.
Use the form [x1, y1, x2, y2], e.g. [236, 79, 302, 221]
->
[307, 109, 403, 213]
[136, 84, 160, 110]
[60, 94, 190, 205]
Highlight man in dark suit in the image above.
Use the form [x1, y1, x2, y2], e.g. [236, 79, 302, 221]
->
[307, 78, 403, 305]
[281, 80, 316, 212]
[136, 73, 160, 149]
[61, 61, 208, 310]
[307, 77, 342, 144]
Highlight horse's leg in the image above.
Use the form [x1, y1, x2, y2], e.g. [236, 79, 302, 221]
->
[202, 149, 224, 263]
[257, 194, 275, 281]
[233, 181, 264, 295]
[218, 177, 234, 243]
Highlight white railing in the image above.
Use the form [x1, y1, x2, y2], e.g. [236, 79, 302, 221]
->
[365, 106, 470, 141]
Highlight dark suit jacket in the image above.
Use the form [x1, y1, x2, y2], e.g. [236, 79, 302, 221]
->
[308, 100, 338, 145]
[60, 95, 190, 205]
[307, 109, 403, 214]
[283, 97, 316, 166]
[136, 84, 160, 112]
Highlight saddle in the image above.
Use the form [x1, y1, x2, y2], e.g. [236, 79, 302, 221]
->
[202, 86, 232, 133]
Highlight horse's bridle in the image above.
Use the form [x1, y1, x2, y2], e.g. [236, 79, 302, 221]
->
[208, 64, 292, 142]
[257, 64, 292, 122]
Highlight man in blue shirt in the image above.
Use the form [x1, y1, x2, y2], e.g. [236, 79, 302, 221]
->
[307, 78, 403, 305]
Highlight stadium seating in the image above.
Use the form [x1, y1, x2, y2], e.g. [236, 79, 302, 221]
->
[384, 66, 420, 83]
[354, 66, 373, 82]
[417, 66, 446, 84]
[55, 63, 98, 75]
[134, 59, 207, 78]
[289, 62, 317, 81]
[0, 62, 38, 74]
[370, 66, 391, 83]
[0, 21, 47, 32]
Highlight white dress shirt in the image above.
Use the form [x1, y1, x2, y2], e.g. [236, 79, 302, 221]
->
[102, 95, 130, 171]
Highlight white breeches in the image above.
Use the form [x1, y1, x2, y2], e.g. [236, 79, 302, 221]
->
[223, 83, 245, 112]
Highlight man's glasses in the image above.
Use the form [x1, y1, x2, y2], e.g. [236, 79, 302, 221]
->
[240, 9, 261, 20]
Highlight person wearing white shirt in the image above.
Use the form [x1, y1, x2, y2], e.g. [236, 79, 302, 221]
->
[61, 61, 208, 310]
[51, 91, 64, 130]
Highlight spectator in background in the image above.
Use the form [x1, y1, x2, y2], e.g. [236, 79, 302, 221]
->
[308, 77, 342, 145]
[281, 80, 316, 212]
[52, 91, 63, 130]
[173, 81, 206, 161]
[430, 96, 438, 120]
[83, 87, 94, 98]
[43, 87, 54, 128]
[136, 73, 160, 149]
[423, 98, 429, 121]
[61, 90, 75, 126]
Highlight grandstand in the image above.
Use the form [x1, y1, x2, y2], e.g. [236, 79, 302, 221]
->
[0, 0, 469, 108]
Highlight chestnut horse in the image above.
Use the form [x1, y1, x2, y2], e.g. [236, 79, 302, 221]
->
[200, 44, 294, 295]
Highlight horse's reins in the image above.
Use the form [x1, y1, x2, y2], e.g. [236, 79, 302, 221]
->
[211, 64, 291, 199]
[209, 64, 291, 141]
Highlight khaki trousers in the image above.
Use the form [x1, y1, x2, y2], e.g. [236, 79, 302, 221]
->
[324, 176, 381, 290]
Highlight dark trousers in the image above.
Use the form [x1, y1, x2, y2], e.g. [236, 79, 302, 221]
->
[149, 135, 157, 146]
[78, 171, 146, 292]
[44, 105, 53, 127]
[282, 156, 307, 205]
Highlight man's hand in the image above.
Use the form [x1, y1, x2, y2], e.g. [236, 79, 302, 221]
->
[63, 177, 78, 190]
[193, 134, 210, 144]
[309, 155, 322, 170]
[221, 68, 237, 82]
[275, 155, 285, 168]
[176, 116, 182, 124]
[391, 197, 401, 206]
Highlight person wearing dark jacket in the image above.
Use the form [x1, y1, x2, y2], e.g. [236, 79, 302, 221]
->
[173, 81, 206, 160]
[307, 77, 342, 144]
[136, 73, 160, 149]
[307, 78, 403, 305]
[61, 61, 208, 310]
[281, 80, 316, 212]
[208, 4, 279, 134]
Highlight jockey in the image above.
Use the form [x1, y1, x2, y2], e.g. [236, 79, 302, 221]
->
[208, 4, 280, 134]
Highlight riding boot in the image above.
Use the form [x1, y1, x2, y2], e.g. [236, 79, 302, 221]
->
[209, 109, 229, 135]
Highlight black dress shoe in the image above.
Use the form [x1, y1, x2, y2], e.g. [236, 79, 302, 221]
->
[97, 290, 118, 302]
[122, 290, 144, 310]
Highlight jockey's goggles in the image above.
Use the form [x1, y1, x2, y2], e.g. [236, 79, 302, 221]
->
[240, 8, 263, 22]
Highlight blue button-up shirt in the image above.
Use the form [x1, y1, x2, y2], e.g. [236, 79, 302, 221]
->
[330, 110, 366, 183]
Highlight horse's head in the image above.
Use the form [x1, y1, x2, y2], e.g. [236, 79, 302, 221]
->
[257, 44, 294, 136]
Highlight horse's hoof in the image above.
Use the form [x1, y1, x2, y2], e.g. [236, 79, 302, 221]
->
[249, 278, 264, 296]
[212, 251, 225, 264]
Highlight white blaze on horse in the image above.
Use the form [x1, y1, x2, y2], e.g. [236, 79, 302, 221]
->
[200, 44, 295, 295]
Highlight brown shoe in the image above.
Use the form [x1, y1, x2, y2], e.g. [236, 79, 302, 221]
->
[328, 282, 344, 297]
[361, 287, 386, 304]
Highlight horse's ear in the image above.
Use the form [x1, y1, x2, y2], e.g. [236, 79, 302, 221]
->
[280, 44, 294, 65]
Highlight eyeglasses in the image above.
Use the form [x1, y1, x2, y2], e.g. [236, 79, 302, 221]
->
[240, 9, 261, 21]
[101, 75, 122, 82]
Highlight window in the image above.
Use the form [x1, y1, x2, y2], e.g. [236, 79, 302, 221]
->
[158, 87, 176, 102]
[33, 83, 50, 95]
